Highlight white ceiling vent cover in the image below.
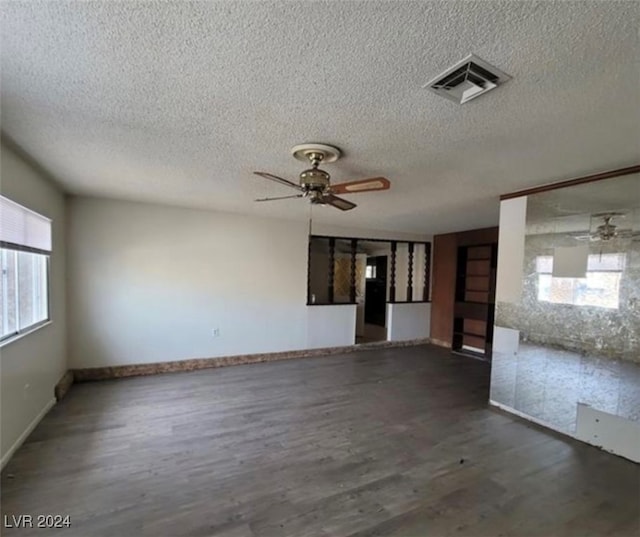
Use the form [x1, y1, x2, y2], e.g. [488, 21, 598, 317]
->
[424, 54, 511, 104]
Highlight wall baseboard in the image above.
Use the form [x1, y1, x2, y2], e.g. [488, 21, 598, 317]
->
[73, 338, 432, 382]
[430, 338, 451, 349]
[54, 371, 74, 401]
[1, 397, 56, 471]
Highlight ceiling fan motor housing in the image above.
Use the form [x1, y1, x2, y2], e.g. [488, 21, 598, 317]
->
[299, 168, 330, 192]
[597, 222, 617, 240]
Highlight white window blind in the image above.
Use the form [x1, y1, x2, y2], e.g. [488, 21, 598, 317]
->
[0, 195, 52, 252]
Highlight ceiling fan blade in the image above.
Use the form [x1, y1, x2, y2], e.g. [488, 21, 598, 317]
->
[616, 230, 639, 238]
[330, 177, 390, 195]
[255, 194, 304, 202]
[323, 194, 357, 211]
[253, 171, 302, 191]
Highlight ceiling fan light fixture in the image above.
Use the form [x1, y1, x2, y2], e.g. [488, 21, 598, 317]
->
[310, 191, 324, 203]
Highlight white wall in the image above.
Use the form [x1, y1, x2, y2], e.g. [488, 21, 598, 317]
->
[67, 197, 436, 369]
[387, 303, 431, 341]
[495, 197, 527, 303]
[67, 197, 314, 368]
[0, 142, 67, 466]
[307, 305, 356, 349]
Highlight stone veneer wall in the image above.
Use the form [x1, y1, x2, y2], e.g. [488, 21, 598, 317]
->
[496, 232, 640, 363]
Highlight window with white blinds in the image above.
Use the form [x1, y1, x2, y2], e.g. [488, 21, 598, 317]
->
[1, 195, 51, 342]
[0, 195, 52, 252]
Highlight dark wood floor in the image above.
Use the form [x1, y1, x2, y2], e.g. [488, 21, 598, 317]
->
[2, 345, 639, 536]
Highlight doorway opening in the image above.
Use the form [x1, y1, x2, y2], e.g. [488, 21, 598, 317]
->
[360, 256, 387, 343]
[306, 235, 432, 347]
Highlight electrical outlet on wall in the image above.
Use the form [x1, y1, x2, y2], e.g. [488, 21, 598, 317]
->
[211, 328, 220, 337]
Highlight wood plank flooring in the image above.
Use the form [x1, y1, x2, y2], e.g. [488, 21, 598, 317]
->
[2, 345, 639, 536]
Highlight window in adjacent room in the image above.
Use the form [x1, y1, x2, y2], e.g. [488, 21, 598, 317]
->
[365, 261, 377, 280]
[0, 195, 51, 341]
[536, 253, 625, 309]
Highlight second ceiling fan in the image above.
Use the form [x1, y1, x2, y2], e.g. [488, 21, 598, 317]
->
[253, 143, 390, 211]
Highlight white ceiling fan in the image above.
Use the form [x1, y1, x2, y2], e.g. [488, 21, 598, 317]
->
[252, 143, 390, 211]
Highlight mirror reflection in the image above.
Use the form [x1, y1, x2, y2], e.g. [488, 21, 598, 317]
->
[491, 173, 640, 433]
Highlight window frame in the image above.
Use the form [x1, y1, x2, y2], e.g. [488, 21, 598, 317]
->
[0, 240, 52, 344]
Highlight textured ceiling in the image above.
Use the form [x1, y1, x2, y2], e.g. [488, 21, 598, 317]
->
[2, 1, 639, 234]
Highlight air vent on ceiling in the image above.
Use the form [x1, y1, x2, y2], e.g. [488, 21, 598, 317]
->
[424, 54, 511, 104]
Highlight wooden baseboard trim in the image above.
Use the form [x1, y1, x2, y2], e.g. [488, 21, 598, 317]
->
[72, 339, 432, 382]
